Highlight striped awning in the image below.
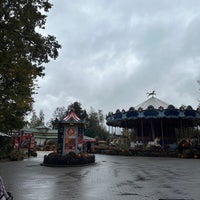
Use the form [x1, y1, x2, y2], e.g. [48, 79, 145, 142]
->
[63, 111, 80, 122]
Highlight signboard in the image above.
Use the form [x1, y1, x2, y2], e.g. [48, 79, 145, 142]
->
[78, 127, 83, 152]
[13, 132, 35, 149]
[64, 127, 76, 153]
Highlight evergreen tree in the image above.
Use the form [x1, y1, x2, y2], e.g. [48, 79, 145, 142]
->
[48, 106, 67, 129]
[0, 0, 61, 132]
[38, 110, 45, 126]
[85, 108, 109, 140]
[67, 101, 88, 120]
[29, 110, 45, 127]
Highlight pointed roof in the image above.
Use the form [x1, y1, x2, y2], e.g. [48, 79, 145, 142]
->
[135, 96, 169, 110]
[0, 132, 10, 137]
[63, 111, 80, 122]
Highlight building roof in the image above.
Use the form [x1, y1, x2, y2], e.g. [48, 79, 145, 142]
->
[60, 111, 85, 124]
[63, 111, 80, 122]
[135, 96, 169, 110]
[0, 132, 10, 137]
[35, 125, 49, 130]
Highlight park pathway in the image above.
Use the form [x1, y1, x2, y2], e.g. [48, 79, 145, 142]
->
[0, 151, 200, 200]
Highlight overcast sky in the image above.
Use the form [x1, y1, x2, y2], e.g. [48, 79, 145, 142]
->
[33, 0, 200, 123]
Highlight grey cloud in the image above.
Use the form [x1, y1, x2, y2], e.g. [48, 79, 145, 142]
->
[33, 0, 200, 122]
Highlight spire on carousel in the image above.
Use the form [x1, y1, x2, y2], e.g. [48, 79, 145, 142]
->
[146, 90, 156, 97]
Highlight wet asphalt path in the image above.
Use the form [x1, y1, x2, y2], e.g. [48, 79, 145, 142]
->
[0, 151, 200, 200]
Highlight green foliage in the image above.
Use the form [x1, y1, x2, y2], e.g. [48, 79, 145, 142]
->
[43, 152, 95, 166]
[53, 107, 67, 121]
[0, 137, 13, 159]
[0, 0, 61, 132]
[49, 102, 88, 128]
[9, 149, 25, 161]
[49, 102, 109, 140]
[85, 108, 109, 140]
[48, 106, 67, 128]
[67, 101, 88, 120]
[68, 151, 77, 158]
[29, 110, 45, 127]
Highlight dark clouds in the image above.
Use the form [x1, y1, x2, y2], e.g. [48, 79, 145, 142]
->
[33, 0, 200, 122]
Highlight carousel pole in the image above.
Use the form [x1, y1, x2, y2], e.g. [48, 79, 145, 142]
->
[180, 118, 183, 139]
[160, 118, 164, 148]
[141, 118, 144, 143]
[150, 119, 155, 140]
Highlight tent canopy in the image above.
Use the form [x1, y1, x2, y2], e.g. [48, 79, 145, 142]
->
[0, 132, 10, 137]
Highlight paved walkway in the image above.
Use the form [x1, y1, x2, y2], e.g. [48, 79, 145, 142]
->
[0, 151, 199, 200]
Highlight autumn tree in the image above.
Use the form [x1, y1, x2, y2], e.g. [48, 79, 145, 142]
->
[0, 0, 61, 132]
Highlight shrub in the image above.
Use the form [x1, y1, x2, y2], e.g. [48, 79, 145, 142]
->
[9, 149, 25, 161]
[43, 152, 95, 166]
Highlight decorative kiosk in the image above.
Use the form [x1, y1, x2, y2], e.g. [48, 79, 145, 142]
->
[42, 111, 95, 166]
[57, 111, 85, 155]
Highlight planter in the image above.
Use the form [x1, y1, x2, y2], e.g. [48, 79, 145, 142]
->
[42, 152, 95, 167]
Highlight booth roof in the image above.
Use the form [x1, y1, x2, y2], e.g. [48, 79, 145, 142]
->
[63, 111, 80, 122]
[135, 96, 169, 110]
[0, 132, 10, 137]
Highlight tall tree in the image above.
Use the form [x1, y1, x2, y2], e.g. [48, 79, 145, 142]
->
[67, 101, 87, 120]
[29, 110, 45, 128]
[0, 0, 61, 132]
[85, 108, 109, 140]
[48, 106, 67, 129]
[38, 110, 45, 126]
[48, 102, 88, 128]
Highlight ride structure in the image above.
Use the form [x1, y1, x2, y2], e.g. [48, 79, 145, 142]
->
[106, 92, 200, 147]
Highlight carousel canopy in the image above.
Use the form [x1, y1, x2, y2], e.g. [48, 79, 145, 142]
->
[135, 96, 169, 110]
[106, 96, 200, 128]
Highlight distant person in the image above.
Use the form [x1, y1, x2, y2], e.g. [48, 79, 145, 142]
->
[86, 141, 92, 153]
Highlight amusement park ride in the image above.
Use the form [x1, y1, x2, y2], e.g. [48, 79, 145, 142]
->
[106, 91, 200, 147]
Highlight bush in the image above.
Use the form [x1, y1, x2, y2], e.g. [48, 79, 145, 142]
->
[9, 149, 25, 161]
[43, 152, 95, 166]
[0, 137, 13, 159]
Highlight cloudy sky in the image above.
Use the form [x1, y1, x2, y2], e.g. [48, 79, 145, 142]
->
[33, 0, 200, 123]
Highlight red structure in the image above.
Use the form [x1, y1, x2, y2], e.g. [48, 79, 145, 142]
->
[57, 111, 85, 155]
[13, 131, 35, 149]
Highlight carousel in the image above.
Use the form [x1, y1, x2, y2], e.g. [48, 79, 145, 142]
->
[106, 91, 200, 147]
